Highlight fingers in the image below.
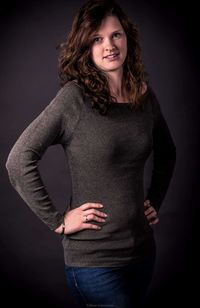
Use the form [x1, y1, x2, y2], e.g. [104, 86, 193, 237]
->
[146, 211, 158, 221]
[144, 199, 151, 209]
[79, 200, 159, 233]
[149, 217, 159, 225]
[147, 214, 159, 225]
[144, 206, 154, 215]
[84, 213, 107, 223]
[144, 199, 159, 226]
[84, 208, 108, 218]
[82, 208, 108, 224]
[81, 202, 104, 210]
[79, 203, 108, 231]
[82, 223, 102, 230]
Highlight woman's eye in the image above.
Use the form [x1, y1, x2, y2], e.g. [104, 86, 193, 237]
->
[92, 33, 121, 44]
[93, 37, 102, 43]
[113, 32, 121, 38]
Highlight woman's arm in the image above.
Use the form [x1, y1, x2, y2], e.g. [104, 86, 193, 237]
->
[145, 88, 176, 212]
[6, 82, 83, 231]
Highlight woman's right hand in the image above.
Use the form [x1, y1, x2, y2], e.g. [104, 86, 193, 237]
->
[55, 202, 108, 235]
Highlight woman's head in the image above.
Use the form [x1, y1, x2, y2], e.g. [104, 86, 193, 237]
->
[90, 15, 127, 79]
[58, 0, 148, 114]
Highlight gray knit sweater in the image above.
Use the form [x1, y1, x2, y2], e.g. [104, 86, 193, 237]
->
[6, 81, 176, 267]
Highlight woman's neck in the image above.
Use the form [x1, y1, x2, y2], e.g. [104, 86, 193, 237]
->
[107, 72, 127, 101]
[111, 88, 129, 103]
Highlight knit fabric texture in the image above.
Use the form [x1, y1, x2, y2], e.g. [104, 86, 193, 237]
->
[6, 81, 176, 267]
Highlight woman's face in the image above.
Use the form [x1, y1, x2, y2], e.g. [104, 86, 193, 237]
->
[90, 15, 127, 76]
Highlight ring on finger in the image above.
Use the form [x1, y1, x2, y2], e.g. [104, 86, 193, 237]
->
[84, 215, 89, 222]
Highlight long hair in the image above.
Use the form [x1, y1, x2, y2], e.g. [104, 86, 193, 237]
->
[57, 0, 149, 115]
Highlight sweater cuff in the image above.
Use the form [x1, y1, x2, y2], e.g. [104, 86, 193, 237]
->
[47, 212, 64, 231]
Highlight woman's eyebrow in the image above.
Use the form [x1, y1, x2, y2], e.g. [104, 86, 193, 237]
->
[92, 29, 123, 36]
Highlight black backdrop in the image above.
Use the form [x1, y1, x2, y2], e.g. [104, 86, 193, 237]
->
[1, 0, 199, 307]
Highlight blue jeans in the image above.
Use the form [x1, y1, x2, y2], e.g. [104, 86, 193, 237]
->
[64, 254, 155, 308]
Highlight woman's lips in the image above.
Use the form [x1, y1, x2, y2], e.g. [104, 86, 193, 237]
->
[104, 53, 120, 60]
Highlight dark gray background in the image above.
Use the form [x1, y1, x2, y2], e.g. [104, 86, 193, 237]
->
[1, 0, 199, 307]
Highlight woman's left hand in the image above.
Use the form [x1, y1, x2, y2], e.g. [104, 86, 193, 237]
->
[144, 199, 159, 225]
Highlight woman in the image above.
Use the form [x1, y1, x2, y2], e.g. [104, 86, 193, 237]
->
[6, 0, 176, 307]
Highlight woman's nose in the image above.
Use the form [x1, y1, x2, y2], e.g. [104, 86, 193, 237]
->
[106, 47, 116, 52]
[104, 38, 116, 51]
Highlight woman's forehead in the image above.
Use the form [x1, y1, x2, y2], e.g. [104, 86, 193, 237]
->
[92, 16, 123, 35]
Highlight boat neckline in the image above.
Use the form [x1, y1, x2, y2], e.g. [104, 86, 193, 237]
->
[109, 102, 131, 105]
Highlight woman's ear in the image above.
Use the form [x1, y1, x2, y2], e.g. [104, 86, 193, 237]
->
[140, 81, 148, 95]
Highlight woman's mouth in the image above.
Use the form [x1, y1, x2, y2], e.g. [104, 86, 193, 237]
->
[104, 53, 120, 61]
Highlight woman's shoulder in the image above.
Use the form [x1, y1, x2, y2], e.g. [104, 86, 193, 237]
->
[140, 82, 159, 113]
[48, 80, 85, 116]
[58, 80, 85, 98]
[142, 82, 156, 102]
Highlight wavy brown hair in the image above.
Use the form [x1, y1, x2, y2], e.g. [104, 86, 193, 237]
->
[58, 0, 149, 115]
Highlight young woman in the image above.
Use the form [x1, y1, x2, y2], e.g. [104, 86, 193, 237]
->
[6, 0, 176, 307]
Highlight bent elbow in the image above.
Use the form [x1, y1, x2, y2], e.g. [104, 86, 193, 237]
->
[5, 149, 21, 186]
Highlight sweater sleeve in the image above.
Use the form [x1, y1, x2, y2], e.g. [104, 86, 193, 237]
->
[5, 82, 83, 230]
[145, 88, 176, 211]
